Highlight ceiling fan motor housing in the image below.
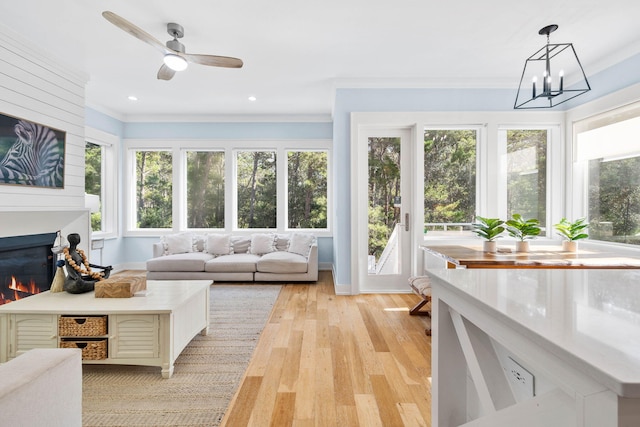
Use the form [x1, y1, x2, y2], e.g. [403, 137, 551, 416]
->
[166, 38, 186, 54]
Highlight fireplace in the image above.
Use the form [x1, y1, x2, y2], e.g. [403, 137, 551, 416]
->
[0, 232, 56, 305]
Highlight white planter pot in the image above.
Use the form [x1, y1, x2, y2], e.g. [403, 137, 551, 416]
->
[483, 241, 497, 253]
[515, 241, 530, 252]
[562, 240, 577, 252]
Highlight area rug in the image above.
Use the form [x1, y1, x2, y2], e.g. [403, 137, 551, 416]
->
[82, 284, 282, 427]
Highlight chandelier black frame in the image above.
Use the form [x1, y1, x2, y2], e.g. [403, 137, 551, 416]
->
[514, 25, 591, 109]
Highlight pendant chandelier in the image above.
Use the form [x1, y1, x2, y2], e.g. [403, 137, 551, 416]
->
[514, 25, 591, 109]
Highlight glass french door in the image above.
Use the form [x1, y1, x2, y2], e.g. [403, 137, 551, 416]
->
[355, 128, 413, 293]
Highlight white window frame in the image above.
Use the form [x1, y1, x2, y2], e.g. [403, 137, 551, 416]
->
[284, 148, 331, 233]
[123, 139, 332, 237]
[85, 127, 118, 239]
[572, 101, 640, 246]
[496, 124, 561, 237]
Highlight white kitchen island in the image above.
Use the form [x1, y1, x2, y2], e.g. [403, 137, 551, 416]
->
[426, 268, 640, 427]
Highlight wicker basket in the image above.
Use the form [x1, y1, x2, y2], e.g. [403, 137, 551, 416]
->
[58, 315, 108, 336]
[60, 339, 108, 360]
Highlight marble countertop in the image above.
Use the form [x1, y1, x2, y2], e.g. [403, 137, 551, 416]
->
[426, 268, 640, 397]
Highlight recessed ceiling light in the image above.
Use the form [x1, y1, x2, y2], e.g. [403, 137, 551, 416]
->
[248, 96, 257, 102]
[128, 95, 138, 101]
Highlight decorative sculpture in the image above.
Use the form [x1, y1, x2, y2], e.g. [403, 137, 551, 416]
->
[62, 233, 112, 294]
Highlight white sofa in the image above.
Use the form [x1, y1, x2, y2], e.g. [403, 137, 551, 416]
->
[0, 348, 82, 427]
[146, 232, 318, 282]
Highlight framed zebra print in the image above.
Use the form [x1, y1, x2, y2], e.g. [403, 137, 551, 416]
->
[0, 112, 65, 188]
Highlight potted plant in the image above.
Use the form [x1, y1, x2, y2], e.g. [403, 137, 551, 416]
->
[505, 214, 541, 252]
[472, 216, 505, 253]
[554, 217, 589, 252]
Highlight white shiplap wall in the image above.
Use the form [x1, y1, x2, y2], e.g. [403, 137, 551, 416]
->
[0, 24, 91, 244]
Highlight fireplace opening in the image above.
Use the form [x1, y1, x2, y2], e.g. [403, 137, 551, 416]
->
[0, 232, 56, 305]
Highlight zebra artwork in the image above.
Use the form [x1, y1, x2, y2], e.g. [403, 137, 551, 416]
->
[0, 115, 64, 188]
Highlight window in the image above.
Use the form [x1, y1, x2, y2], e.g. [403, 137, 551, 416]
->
[287, 150, 328, 229]
[186, 150, 225, 228]
[423, 128, 477, 232]
[85, 127, 117, 237]
[505, 129, 548, 227]
[577, 107, 640, 245]
[134, 150, 173, 229]
[236, 150, 277, 229]
[85, 142, 102, 231]
[124, 140, 331, 235]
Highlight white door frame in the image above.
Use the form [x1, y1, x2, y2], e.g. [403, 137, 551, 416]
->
[350, 117, 421, 294]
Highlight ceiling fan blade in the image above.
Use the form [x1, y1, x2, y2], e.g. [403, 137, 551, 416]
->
[102, 11, 168, 55]
[157, 64, 176, 80]
[183, 53, 243, 68]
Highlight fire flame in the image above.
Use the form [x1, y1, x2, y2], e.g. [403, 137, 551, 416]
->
[1, 276, 41, 305]
[9, 276, 40, 294]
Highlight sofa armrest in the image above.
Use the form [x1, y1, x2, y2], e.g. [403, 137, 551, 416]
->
[0, 348, 82, 427]
[152, 241, 164, 258]
[307, 242, 319, 280]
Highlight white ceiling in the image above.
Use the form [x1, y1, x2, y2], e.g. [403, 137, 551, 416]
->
[1, 0, 640, 120]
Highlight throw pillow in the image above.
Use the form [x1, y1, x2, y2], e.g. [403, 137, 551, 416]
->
[275, 233, 290, 251]
[250, 233, 276, 255]
[287, 233, 315, 257]
[162, 233, 193, 255]
[231, 236, 251, 254]
[205, 234, 233, 256]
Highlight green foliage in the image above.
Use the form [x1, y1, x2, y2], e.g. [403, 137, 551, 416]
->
[187, 151, 225, 228]
[85, 142, 102, 232]
[554, 217, 589, 241]
[136, 151, 173, 228]
[237, 151, 277, 228]
[506, 213, 541, 241]
[368, 137, 401, 258]
[472, 216, 505, 241]
[506, 130, 547, 227]
[423, 130, 476, 224]
[288, 151, 328, 228]
[589, 157, 640, 243]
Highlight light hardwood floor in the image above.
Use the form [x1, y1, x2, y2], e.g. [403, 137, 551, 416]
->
[220, 270, 433, 427]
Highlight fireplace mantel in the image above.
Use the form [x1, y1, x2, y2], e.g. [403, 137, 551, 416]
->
[0, 210, 91, 253]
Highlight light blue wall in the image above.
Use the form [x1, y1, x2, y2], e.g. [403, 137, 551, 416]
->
[84, 110, 334, 268]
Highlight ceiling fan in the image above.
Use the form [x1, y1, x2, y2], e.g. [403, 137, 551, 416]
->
[102, 11, 243, 81]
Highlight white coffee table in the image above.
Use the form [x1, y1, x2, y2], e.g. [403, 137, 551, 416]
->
[0, 280, 211, 378]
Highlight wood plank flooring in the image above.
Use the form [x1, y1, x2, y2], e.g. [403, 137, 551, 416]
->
[220, 271, 433, 427]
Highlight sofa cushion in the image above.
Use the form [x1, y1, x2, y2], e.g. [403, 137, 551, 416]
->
[146, 252, 213, 272]
[257, 251, 308, 274]
[161, 233, 193, 255]
[204, 253, 260, 273]
[250, 233, 276, 255]
[287, 233, 315, 257]
[205, 234, 233, 256]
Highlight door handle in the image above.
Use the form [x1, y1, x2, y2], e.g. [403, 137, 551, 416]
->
[405, 213, 409, 231]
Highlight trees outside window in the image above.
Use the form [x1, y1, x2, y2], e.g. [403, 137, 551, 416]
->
[506, 130, 547, 227]
[85, 142, 102, 232]
[236, 151, 277, 229]
[589, 156, 640, 244]
[135, 150, 172, 228]
[186, 151, 224, 228]
[287, 151, 328, 229]
[126, 141, 330, 234]
[423, 129, 477, 230]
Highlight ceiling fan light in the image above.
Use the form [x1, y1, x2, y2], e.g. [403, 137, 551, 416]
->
[163, 54, 188, 71]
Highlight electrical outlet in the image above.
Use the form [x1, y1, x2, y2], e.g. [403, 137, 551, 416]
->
[504, 356, 535, 399]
